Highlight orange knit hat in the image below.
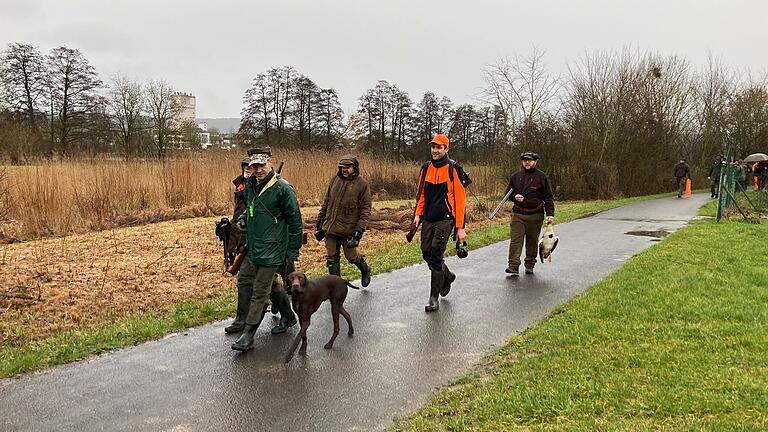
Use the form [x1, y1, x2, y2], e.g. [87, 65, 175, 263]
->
[429, 134, 449, 148]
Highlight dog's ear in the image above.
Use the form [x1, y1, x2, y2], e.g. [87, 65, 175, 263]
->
[300, 273, 308, 286]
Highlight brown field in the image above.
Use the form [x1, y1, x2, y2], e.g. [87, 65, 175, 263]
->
[0, 151, 506, 242]
[0, 201, 508, 347]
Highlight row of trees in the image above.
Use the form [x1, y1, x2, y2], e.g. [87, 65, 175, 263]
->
[352, 81, 507, 161]
[3, 41, 767, 198]
[341, 49, 767, 197]
[238, 66, 345, 150]
[0, 43, 198, 161]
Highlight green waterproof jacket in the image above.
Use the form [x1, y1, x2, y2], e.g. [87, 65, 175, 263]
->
[242, 172, 303, 266]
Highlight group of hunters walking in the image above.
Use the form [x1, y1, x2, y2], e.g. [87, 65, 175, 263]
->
[218, 133, 556, 352]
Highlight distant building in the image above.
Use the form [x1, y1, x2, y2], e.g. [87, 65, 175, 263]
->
[197, 122, 211, 149]
[171, 92, 196, 129]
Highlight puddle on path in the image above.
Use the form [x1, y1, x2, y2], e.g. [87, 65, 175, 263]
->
[625, 229, 670, 238]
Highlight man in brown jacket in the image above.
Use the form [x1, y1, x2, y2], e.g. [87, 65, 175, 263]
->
[505, 151, 555, 276]
[315, 155, 373, 287]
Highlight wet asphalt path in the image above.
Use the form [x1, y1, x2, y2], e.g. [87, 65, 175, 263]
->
[0, 195, 709, 432]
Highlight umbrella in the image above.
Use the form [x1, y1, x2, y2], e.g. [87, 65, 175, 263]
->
[744, 153, 768, 163]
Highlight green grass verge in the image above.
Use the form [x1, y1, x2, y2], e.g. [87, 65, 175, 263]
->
[0, 192, 670, 379]
[393, 204, 768, 431]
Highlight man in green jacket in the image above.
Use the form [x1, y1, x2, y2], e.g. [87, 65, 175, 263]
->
[231, 150, 304, 352]
[314, 155, 373, 287]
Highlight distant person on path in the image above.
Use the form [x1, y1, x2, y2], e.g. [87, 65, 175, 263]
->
[735, 160, 749, 189]
[673, 159, 691, 198]
[755, 162, 768, 191]
[412, 134, 467, 312]
[504, 151, 555, 276]
[231, 149, 303, 352]
[314, 155, 373, 287]
[707, 157, 722, 199]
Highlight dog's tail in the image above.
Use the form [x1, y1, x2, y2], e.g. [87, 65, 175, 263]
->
[345, 281, 361, 290]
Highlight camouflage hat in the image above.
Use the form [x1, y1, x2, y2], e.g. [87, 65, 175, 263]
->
[247, 146, 272, 157]
[247, 152, 270, 166]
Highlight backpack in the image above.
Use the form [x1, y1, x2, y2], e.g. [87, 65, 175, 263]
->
[417, 158, 472, 195]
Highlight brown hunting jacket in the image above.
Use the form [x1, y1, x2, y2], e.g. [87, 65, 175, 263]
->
[317, 155, 372, 237]
[505, 168, 555, 217]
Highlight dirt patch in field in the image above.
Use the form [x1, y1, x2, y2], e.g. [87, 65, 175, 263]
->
[0, 202, 509, 346]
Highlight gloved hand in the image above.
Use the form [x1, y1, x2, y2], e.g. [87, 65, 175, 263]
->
[283, 257, 296, 277]
[352, 229, 363, 240]
[314, 229, 326, 241]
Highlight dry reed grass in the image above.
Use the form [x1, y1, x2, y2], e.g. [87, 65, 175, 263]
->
[1, 151, 507, 242]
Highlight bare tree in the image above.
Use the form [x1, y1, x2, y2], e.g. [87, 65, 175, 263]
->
[729, 74, 768, 157]
[146, 79, 177, 159]
[317, 88, 345, 149]
[240, 72, 273, 145]
[482, 48, 561, 148]
[690, 54, 737, 167]
[0, 43, 48, 133]
[268, 66, 298, 145]
[108, 74, 145, 159]
[47, 46, 103, 154]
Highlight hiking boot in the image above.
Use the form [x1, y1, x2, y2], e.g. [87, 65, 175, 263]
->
[425, 269, 443, 312]
[269, 289, 296, 334]
[355, 258, 371, 288]
[328, 261, 341, 277]
[425, 295, 439, 312]
[231, 324, 259, 351]
[231, 307, 265, 351]
[440, 265, 455, 297]
[505, 266, 519, 276]
[225, 282, 252, 334]
[271, 315, 297, 334]
[224, 318, 245, 334]
[525, 267, 534, 275]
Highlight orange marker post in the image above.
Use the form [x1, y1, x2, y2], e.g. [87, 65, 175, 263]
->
[685, 178, 692, 198]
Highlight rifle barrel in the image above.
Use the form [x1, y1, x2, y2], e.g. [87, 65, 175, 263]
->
[489, 188, 515, 219]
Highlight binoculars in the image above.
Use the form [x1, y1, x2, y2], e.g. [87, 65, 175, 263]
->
[456, 241, 468, 259]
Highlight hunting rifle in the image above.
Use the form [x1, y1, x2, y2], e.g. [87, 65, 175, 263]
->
[488, 188, 515, 220]
[406, 163, 428, 243]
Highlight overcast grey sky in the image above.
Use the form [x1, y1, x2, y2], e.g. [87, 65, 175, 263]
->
[1, 0, 765, 118]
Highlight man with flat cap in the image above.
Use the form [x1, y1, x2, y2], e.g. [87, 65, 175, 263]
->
[505, 151, 555, 276]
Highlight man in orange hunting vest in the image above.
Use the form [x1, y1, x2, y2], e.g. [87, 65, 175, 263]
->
[413, 134, 468, 312]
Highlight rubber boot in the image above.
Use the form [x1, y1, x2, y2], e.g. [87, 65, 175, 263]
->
[355, 258, 371, 288]
[328, 261, 341, 277]
[225, 284, 252, 334]
[270, 290, 297, 334]
[231, 307, 265, 351]
[425, 269, 444, 312]
[440, 264, 455, 297]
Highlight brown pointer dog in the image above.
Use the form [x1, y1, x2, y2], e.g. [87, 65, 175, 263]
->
[284, 272, 358, 363]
